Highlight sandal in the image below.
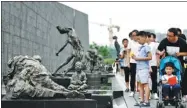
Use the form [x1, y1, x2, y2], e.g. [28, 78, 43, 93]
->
[134, 101, 144, 106]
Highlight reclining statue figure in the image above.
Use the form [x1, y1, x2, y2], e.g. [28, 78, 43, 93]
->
[3, 55, 84, 99]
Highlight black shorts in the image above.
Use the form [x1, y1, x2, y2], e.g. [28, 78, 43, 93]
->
[120, 67, 125, 69]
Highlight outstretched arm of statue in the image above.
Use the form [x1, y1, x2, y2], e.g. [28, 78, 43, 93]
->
[56, 41, 69, 56]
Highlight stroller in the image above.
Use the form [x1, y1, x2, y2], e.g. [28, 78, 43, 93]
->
[157, 56, 186, 108]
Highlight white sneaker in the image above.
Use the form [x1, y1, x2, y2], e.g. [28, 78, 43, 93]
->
[182, 95, 187, 102]
[129, 92, 134, 97]
[153, 93, 158, 100]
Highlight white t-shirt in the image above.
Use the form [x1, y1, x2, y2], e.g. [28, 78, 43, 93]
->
[129, 40, 141, 63]
[161, 74, 178, 81]
[120, 47, 130, 67]
[148, 42, 159, 66]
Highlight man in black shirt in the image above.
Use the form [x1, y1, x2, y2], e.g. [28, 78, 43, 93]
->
[157, 28, 187, 66]
[157, 28, 187, 100]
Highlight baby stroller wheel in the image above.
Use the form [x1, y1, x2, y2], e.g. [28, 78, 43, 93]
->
[176, 102, 186, 108]
[164, 101, 169, 106]
[180, 103, 186, 108]
[157, 101, 165, 108]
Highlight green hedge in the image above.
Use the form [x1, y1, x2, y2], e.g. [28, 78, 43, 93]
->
[104, 58, 115, 64]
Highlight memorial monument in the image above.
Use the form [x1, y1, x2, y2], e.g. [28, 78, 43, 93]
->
[3, 55, 85, 99]
[68, 62, 88, 92]
[54, 26, 84, 75]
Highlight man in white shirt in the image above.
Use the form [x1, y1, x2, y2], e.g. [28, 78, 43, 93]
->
[128, 30, 141, 96]
[147, 33, 159, 99]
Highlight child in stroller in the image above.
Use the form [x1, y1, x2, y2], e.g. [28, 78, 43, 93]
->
[162, 62, 180, 100]
[157, 56, 186, 108]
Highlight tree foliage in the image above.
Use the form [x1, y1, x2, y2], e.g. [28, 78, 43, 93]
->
[89, 42, 111, 58]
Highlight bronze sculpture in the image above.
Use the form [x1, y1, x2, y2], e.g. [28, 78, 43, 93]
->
[54, 26, 84, 75]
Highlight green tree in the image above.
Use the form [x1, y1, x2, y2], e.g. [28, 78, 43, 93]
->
[89, 42, 111, 58]
[89, 42, 116, 64]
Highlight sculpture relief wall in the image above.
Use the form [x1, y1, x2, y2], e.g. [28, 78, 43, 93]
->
[1, 2, 89, 76]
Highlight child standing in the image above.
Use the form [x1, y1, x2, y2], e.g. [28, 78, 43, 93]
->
[120, 38, 130, 92]
[132, 31, 152, 107]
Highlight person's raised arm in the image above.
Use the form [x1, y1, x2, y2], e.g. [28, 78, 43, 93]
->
[156, 39, 166, 66]
[56, 41, 69, 56]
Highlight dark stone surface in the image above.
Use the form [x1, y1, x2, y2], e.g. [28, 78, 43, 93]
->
[2, 99, 97, 108]
[87, 73, 101, 89]
[51, 77, 70, 88]
[113, 91, 123, 99]
[84, 93, 92, 99]
[92, 95, 113, 108]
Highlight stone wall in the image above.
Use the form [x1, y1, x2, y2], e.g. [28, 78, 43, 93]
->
[1, 2, 89, 75]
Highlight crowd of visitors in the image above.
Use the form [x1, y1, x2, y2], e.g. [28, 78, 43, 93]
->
[114, 27, 187, 107]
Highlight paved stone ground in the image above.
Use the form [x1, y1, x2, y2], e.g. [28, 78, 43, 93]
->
[112, 73, 187, 108]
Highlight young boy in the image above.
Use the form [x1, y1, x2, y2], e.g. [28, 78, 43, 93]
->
[132, 31, 152, 107]
[162, 62, 180, 100]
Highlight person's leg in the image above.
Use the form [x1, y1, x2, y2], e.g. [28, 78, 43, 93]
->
[120, 67, 124, 76]
[130, 63, 136, 92]
[151, 66, 158, 99]
[139, 69, 150, 104]
[53, 55, 74, 74]
[162, 84, 170, 99]
[139, 83, 144, 102]
[137, 82, 140, 92]
[124, 67, 130, 91]
[151, 66, 157, 93]
[134, 82, 144, 106]
[116, 64, 119, 73]
[79, 84, 88, 90]
[182, 68, 187, 96]
[172, 84, 181, 98]
[144, 83, 150, 103]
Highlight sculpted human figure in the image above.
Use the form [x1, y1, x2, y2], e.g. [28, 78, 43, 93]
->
[68, 62, 88, 92]
[96, 54, 105, 71]
[3, 55, 71, 99]
[84, 48, 98, 72]
[3, 55, 85, 99]
[54, 26, 84, 75]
